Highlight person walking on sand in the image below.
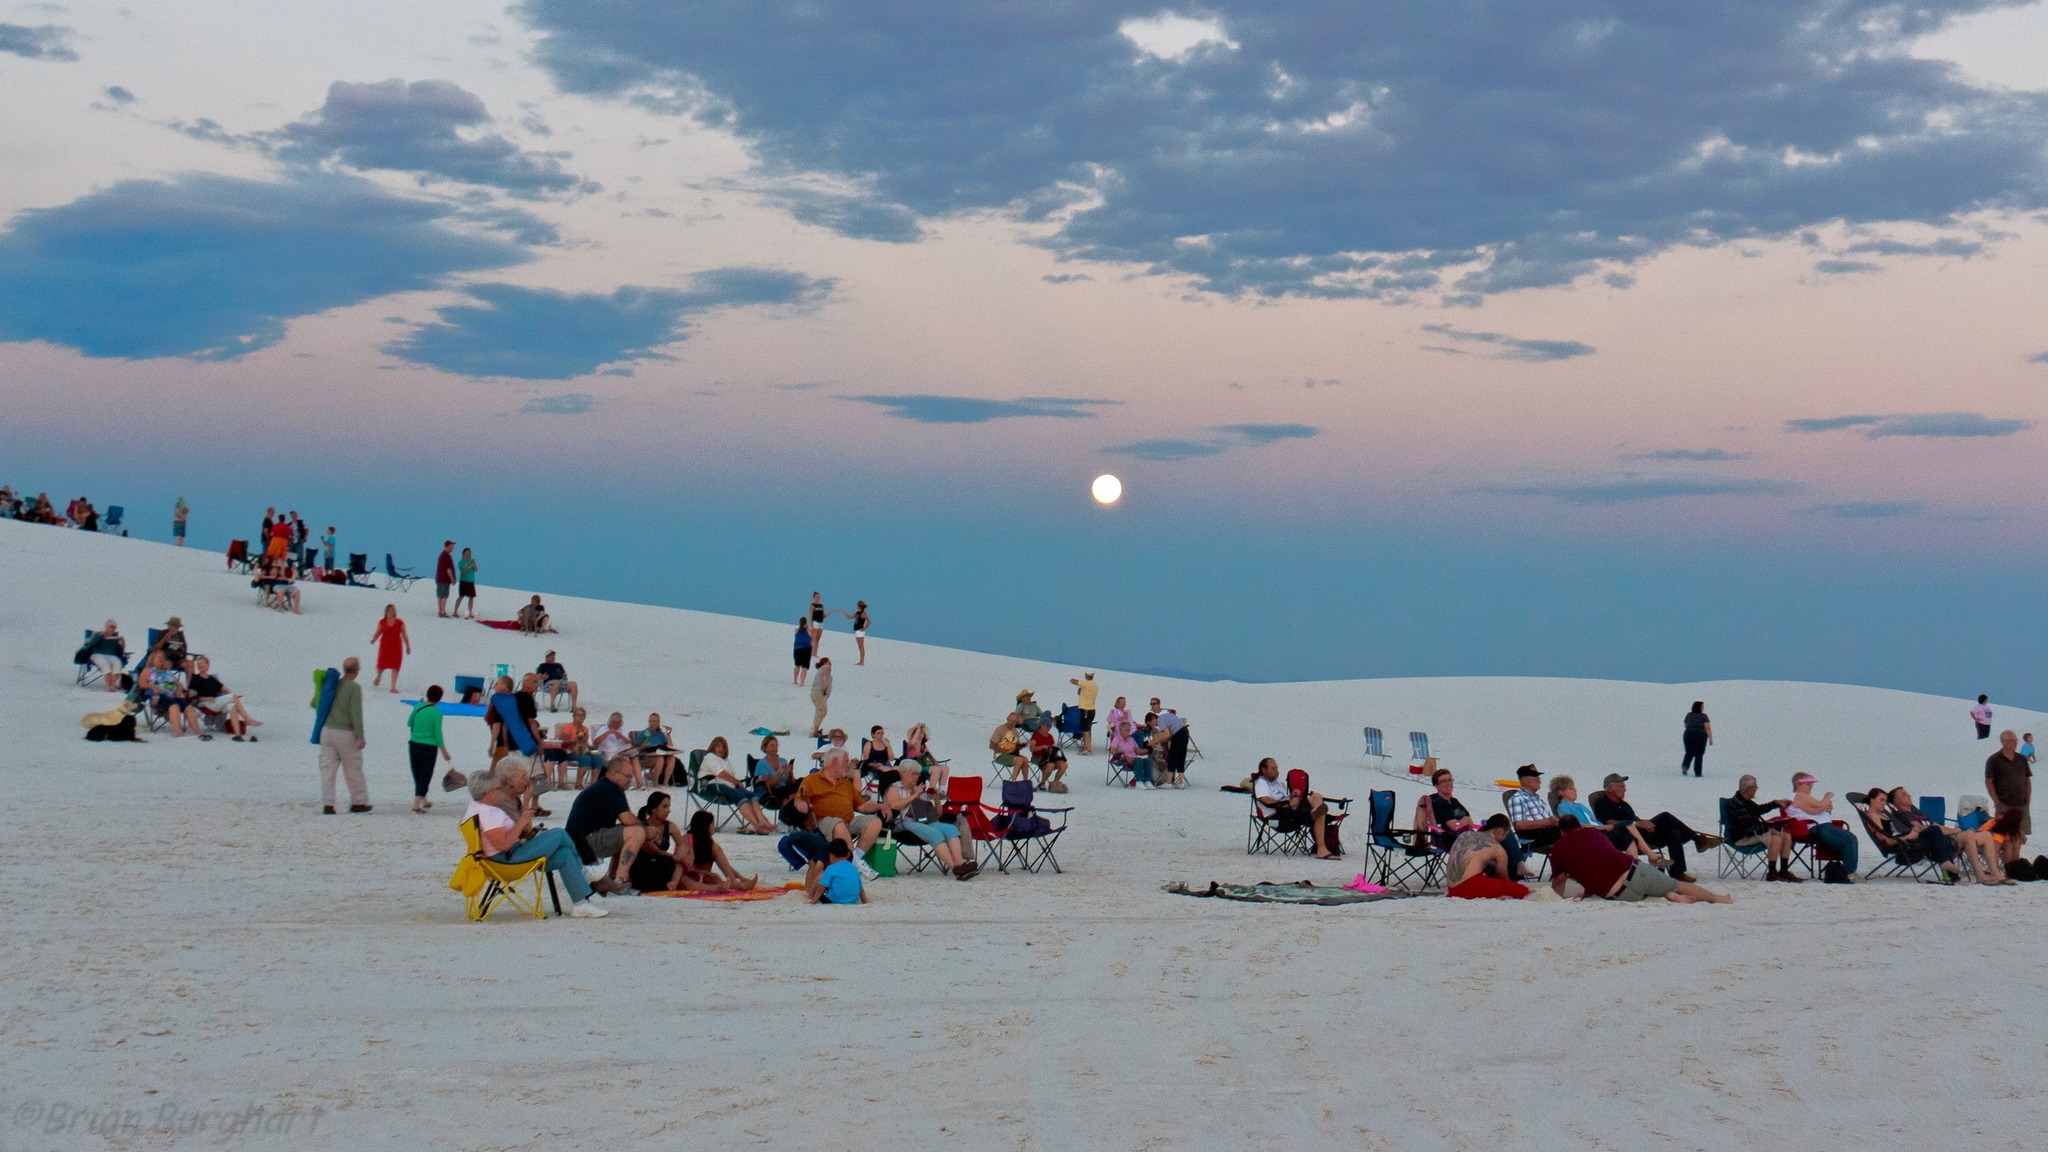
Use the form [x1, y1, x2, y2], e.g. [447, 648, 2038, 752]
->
[318, 658, 371, 814]
[1682, 701, 1712, 777]
[434, 541, 456, 617]
[1971, 695, 1993, 740]
[809, 657, 833, 737]
[793, 617, 814, 686]
[455, 547, 479, 619]
[407, 684, 452, 813]
[172, 496, 189, 547]
[808, 592, 828, 654]
[371, 604, 411, 692]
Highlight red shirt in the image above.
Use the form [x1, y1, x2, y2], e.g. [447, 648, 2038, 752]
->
[1550, 826, 1634, 898]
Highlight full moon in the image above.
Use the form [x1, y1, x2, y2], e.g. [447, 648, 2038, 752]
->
[1091, 474, 1123, 505]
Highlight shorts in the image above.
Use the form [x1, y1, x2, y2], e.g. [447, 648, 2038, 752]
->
[1614, 859, 1680, 902]
[1732, 832, 1770, 849]
[896, 820, 959, 845]
[90, 654, 122, 673]
[436, 581, 451, 599]
[816, 813, 879, 842]
[795, 648, 812, 669]
[994, 752, 1026, 769]
[854, 630, 866, 639]
[586, 826, 625, 861]
[458, 581, 477, 598]
[1080, 708, 1095, 731]
[173, 521, 186, 539]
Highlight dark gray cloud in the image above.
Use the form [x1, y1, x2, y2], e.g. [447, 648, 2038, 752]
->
[770, 188, 923, 243]
[1419, 323, 1594, 362]
[102, 86, 135, 104]
[1484, 475, 1799, 505]
[1786, 412, 2031, 438]
[275, 79, 582, 197]
[520, 393, 597, 414]
[843, 395, 1119, 424]
[1806, 500, 1926, 519]
[516, 1, 2048, 300]
[2028, 352, 2048, 364]
[386, 268, 833, 380]
[1105, 422, 1318, 460]
[1812, 259, 1881, 274]
[1630, 448, 1748, 462]
[0, 172, 529, 360]
[0, 23, 75, 60]
[1841, 235, 1988, 259]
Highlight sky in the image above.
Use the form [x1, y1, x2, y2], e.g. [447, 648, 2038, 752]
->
[4, 1, 2048, 704]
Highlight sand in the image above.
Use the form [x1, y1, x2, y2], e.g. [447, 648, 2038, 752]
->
[2, 518, 2044, 1151]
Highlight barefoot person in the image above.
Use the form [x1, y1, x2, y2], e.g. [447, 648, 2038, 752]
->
[793, 617, 814, 687]
[1986, 729, 2032, 865]
[455, 547, 478, 619]
[370, 604, 410, 693]
[848, 600, 870, 665]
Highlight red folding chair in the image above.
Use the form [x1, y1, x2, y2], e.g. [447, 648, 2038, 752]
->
[944, 776, 1002, 870]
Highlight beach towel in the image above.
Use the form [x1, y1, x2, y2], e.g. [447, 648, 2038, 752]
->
[639, 882, 801, 902]
[309, 667, 338, 745]
[478, 619, 522, 631]
[400, 699, 489, 718]
[748, 726, 792, 737]
[1163, 880, 1418, 906]
[491, 692, 539, 756]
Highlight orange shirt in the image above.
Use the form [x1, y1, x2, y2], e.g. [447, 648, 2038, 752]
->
[798, 773, 860, 822]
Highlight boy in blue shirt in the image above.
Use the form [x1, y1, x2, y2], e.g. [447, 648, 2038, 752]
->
[809, 840, 867, 905]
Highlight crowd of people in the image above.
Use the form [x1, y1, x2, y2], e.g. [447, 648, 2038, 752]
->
[75, 616, 265, 742]
[2, 486, 126, 532]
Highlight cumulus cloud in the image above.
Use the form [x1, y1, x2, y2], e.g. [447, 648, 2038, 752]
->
[275, 79, 582, 197]
[843, 395, 1119, 424]
[1419, 323, 1594, 362]
[1105, 422, 1318, 460]
[387, 268, 833, 380]
[517, 1, 2048, 300]
[0, 23, 76, 60]
[0, 172, 529, 360]
[1786, 411, 2031, 438]
[769, 187, 923, 243]
[1629, 448, 1748, 462]
[520, 392, 597, 414]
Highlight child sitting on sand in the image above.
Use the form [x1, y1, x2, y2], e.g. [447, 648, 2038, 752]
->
[808, 839, 867, 904]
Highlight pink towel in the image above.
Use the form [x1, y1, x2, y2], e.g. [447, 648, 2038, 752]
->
[1342, 875, 1389, 894]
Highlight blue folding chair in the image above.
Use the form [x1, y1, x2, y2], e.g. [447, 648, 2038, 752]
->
[1361, 727, 1393, 771]
[1365, 789, 1443, 890]
[1408, 731, 1438, 766]
[1717, 798, 1769, 879]
[384, 554, 420, 592]
[1920, 796, 1948, 827]
[1054, 704, 1087, 753]
[102, 505, 124, 534]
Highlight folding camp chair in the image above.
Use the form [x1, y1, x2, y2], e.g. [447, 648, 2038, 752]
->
[1497, 792, 1550, 880]
[943, 776, 1004, 870]
[1408, 732, 1439, 767]
[131, 629, 168, 731]
[384, 554, 420, 592]
[453, 675, 486, 704]
[1249, 772, 1352, 857]
[73, 628, 104, 687]
[102, 505, 124, 534]
[682, 748, 747, 831]
[1848, 796, 1946, 882]
[1716, 798, 1770, 879]
[225, 539, 252, 573]
[1365, 789, 1443, 890]
[1054, 704, 1087, 753]
[346, 553, 375, 588]
[1919, 796, 1948, 827]
[453, 816, 556, 920]
[984, 780, 1071, 873]
[1361, 727, 1393, 772]
[1105, 751, 1135, 788]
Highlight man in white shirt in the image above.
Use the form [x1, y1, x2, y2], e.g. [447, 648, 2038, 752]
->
[1251, 758, 1337, 858]
[464, 766, 608, 918]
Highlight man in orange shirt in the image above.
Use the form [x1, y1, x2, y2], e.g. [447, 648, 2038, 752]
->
[797, 749, 884, 879]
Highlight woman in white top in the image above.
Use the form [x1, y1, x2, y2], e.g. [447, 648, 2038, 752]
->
[696, 735, 777, 834]
[593, 712, 644, 789]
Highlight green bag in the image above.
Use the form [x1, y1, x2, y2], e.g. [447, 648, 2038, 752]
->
[865, 833, 898, 878]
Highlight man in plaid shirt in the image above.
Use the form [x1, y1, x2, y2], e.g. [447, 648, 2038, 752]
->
[1504, 765, 1559, 877]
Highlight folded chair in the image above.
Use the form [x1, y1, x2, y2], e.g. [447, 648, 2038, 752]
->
[1716, 798, 1770, 880]
[1361, 727, 1393, 772]
[986, 780, 1071, 873]
[1366, 789, 1443, 890]
[384, 553, 420, 592]
[1848, 796, 1946, 882]
[1248, 771, 1352, 857]
[451, 815, 556, 920]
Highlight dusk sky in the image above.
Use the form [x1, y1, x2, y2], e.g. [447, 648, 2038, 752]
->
[6, 2, 2048, 702]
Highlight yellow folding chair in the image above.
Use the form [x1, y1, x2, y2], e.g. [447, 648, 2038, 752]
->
[450, 815, 551, 921]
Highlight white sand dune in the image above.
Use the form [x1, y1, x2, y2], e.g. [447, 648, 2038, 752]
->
[2, 518, 2043, 1150]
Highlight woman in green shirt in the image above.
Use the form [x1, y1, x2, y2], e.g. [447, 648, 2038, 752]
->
[407, 684, 453, 812]
[455, 548, 479, 619]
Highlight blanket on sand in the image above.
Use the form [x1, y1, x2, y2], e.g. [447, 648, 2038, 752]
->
[1164, 880, 1418, 906]
[639, 882, 801, 902]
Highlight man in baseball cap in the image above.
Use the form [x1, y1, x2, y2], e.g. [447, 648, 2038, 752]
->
[1591, 772, 1722, 882]
[1505, 764, 1559, 872]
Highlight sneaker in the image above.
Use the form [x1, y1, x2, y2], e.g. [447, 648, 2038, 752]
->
[568, 900, 609, 918]
[321, 805, 336, 815]
[857, 861, 879, 882]
[348, 804, 373, 813]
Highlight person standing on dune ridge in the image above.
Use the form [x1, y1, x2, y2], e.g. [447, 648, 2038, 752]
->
[1681, 701, 1712, 777]
[172, 496, 189, 546]
[1971, 695, 1993, 740]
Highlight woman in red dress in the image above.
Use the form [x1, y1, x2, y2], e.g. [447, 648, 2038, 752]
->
[370, 604, 411, 693]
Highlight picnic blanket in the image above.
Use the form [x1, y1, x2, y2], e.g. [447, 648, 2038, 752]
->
[399, 699, 489, 718]
[639, 882, 801, 902]
[1164, 880, 1418, 906]
[478, 619, 523, 631]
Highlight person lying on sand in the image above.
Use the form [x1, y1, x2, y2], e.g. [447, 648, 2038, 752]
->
[1551, 815, 1731, 904]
